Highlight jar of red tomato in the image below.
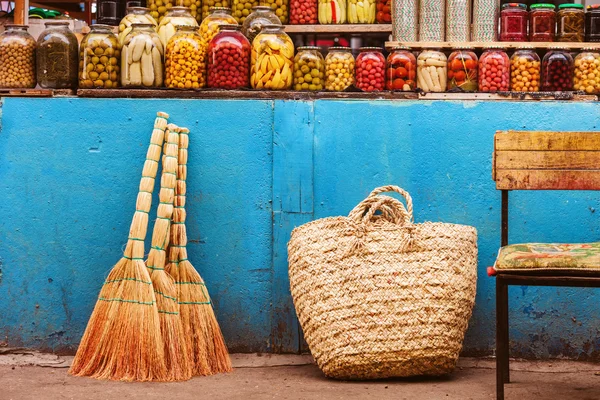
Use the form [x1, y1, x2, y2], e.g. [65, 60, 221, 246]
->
[541, 47, 573, 91]
[447, 47, 478, 91]
[289, 0, 317, 24]
[529, 4, 555, 42]
[207, 24, 251, 89]
[355, 47, 385, 92]
[478, 47, 510, 92]
[385, 46, 416, 91]
[500, 3, 528, 42]
[376, 0, 391, 23]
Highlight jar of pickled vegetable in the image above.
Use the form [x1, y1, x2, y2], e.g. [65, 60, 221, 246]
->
[529, 4, 555, 42]
[207, 25, 250, 89]
[478, 47, 509, 92]
[376, 0, 391, 23]
[0, 25, 36, 88]
[417, 48, 446, 92]
[290, 0, 317, 24]
[447, 47, 478, 91]
[37, 21, 78, 89]
[157, 7, 198, 47]
[500, 3, 528, 42]
[292, 46, 324, 91]
[264, 0, 289, 23]
[242, 6, 282, 42]
[325, 46, 354, 91]
[347, 0, 375, 23]
[557, 4, 584, 42]
[79, 24, 120, 89]
[233, 0, 258, 23]
[541, 47, 573, 91]
[585, 5, 600, 42]
[510, 48, 540, 92]
[165, 25, 205, 88]
[118, 7, 158, 45]
[385, 46, 415, 91]
[355, 47, 385, 92]
[121, 23, 164, 87]
[574, 49, 600, 94]
[318, 0, 346, 24]
[202, 0, 231, 20]
[250, 24, 294, 89]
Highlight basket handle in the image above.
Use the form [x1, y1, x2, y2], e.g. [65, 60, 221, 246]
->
[367, 185, 414, 223]
[348, 185, 414, 226]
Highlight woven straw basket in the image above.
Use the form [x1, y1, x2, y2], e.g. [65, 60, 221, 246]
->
[288, 186, 478, 380]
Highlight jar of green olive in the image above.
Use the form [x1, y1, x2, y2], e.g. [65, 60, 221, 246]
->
[79, 25, 121, 89]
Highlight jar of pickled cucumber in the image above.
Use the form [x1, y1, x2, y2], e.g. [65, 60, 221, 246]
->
[0, 25, 36, 88]
[318, 0, 346, 24]
[293, 46, 325, 91]
[37, 21, 78, 89]
[355, 47, 385, 92]
[165, 25, 204, 88]
[264, 0, 289, 23]
[79, 24, 120, 89]
[347, 0, 375, 24]
[290, 0, 317, 24]
[417, 48, 446, 92]
[385, 46, 416, 91]
[202, 0, 231, 20]
[121, 23, 164, 87]
[541, 47, 573, 91]
[208, 24, 251, 89]
[557, 4, 584, 42]
[325, 46, 354, 91]
[233, 0, 259, 23]
[118, 7, 158, 44]
[574, 49, 600, 94]
[242, 6, 281, 42]
[447, 47, 478, 91]
[510, 48, 540, 92]
[251, 24, 294, 90]
[157, 7, 198, 47]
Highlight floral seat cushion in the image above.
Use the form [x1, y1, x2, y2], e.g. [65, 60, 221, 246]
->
[495, 242, 600, 271]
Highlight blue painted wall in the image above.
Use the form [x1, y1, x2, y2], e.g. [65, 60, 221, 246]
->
[1, 97, 599, 358]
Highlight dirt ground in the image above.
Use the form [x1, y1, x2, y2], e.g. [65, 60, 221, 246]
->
[2, 353, 600, 400]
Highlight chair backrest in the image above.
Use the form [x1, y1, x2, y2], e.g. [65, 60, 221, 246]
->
[493, 130, 600, 190]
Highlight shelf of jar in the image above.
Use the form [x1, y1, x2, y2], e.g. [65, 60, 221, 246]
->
[385, 41, 600, 50]
[0, 88, 75, 97]
[284, 24, 392, 34]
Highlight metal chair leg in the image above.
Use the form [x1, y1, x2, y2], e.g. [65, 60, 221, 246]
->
[496, 277, 509, 399]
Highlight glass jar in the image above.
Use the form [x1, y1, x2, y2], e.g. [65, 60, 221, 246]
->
[385, 46, 416, 91]
[318, 0, 346, 24]
[202, 0, 231, 20]
[148, 0, 201, 23]
[376, 0, 391, 23]
[0, 25, 36, 88]
[574, 50, 600, 94]
[165, 25, 205, 88]
[348, 0, 376, 23]
[157, 7, 198, 47]
[324, 46, 355, 91]
[417, 48, 447, 92]
[478, 47, 509, 92]
[36, 21, 78, 89]
[121, 23, 164, 87]
[233, 0, 259, 23]
[264, 0, 289, 23]
[557, 4, 584, 42]
[510, 48, 540, 92]
[290, 0, 317, 24]
[447, 47, 478, 91]
[355, 47, 385, 92]
[242, 6, 282, 42]
[207, 25, 251, 89]
[529, 4, 555, 42]
[541, 47, 573, 91]
[97, 0, 120, 25]
[500, 3, 528, 42]
[79, 24, 120, 89]
[200, 7, 238, 43]
[250, 25, 294, 89]
[118, 7, 158, 45]
[293, 46, 325, 91]
[586, 5, 600, 42]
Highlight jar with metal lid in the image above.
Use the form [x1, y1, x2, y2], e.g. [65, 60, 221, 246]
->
[0, 25, 36, 88]
[165, 25, 205, 88]
[290, 0, 317, 24]
[293, 46, 325, 91]
[233, 0, 258, 23]
[157, 7, 198, 47]
[386, 46, 416, 91]
[325, 46, 354, 91]
[118, 7, 158, 45]
[529, 4, 555, 42]
[541, 47, 573, 91]
[478, 47, 509, 92]
[557, 4, 584, 42]
[347, 0, 375, 24]
[264, 0, 289, 23]
[500, 3, 528, 42]
[121, 23, 164, 88]
[417, 48, 446, 92]
[585, 5, 600, 42]
[447, 47, 477, 91]
[207, 25, 251, 89]
[574, 49, 600, 94]
[510, 48, 540, 92]
[355, 47, 385, 91]
[376, 0, 391, 23]
[250, 25, 294, 89]
[242, 6, 282, 42]
[79, 24, 120, 89]
[37, 21, 78, 89]
[318, 0, 347, 24]
[202, 0, 231, 20]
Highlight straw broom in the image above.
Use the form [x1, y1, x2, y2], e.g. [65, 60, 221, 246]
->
[166, 127, 232, 376]
[69, 112, 169, 382]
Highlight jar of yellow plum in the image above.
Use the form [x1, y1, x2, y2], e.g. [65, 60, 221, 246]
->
[165, 25, 205, 88]
[324, 46, 354, 91]
[574, 49, 600, 94]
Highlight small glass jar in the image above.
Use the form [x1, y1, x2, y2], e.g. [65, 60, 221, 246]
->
[118, 7, 158, 45]
[324, 46, 355, 91]
[385, 46, 416, 91]
[0, 25, 36, 88]
[574, 49, 600, 94]
[355, 47, 385, 92]
[318, 0, 346, 24]
[232, 0, 259, 23]
[478, 47, 510, 92]
[510, 48, 540, 92]
[207, 25, 251, 89]
[121, 23, 164, 88]
[500, 3, 528, 42]
[290, 0, 317, 24]
[376, 0, 391, 23]
[529, 4, 555, 42]
[541, 47, 573, 91]
[79, 24, 120, 89]
[96, 0, 120, 25]
[157, 6, 198, 47]
[37, 21, 78, 89]
[242, 6, 282, 42]
[447, 47, 478, 92]
[293, 46, 325, 91]
[557, 4, 584, 42]
[250, 24, 294, 89]
[585, 5, 600, 42]
[264, 0, 289, 23]
[417, 48, 447, 92]
[165, 25, 205, 88]
[347, 0, 375, 24]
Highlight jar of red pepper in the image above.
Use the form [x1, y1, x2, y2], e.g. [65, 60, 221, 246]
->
[585, 5, 600, 42]
[541, 47, 573, 91]
[207, 24, 251, 89]
[478, 47, 510, 92]
[355, 47, 385, 92]
[289, 0, 317, 24]
[500, 3, 528, 42]
[376, 0, 391, 23]
[529, 4, 555, 42]
[385, 46, 416, 91]
[447, 47, 478, 91]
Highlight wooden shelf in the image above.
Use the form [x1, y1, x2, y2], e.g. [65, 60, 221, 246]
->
[284, 24, 391, 34]
[385, 41, 600, 50]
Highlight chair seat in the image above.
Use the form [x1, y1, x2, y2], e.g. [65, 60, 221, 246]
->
[494, 242, 600, 273]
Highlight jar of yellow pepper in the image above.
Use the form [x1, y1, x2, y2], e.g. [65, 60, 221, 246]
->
[325, 46, 355, 91]
[165, 25, 205, 88]
[251, 24, 294, 89]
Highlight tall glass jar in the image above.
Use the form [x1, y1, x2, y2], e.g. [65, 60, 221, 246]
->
[529, 4, 555, 42]
[264, 0, 289, 23]
[290, 0, 317, 24]
[385, 46, 416, 91]
[541, 48, 573, 91]
[293, 46, 325, 91]
[557, 4, 584, 42]
[208, 25, 251, 89]
[200, 7, 238, 45]
[242, 6, 282, 42]
[157, 7, 198, 47]
[79, 24, 120, 89]
[319, 0, 347, 24]
[37, 21, 78, 89]
[376, 0, 391, 23]
[586, 5, 600, 42]
[348, 0, 375, 23]
[202, 0, 231, 20]
[250, 24, 294, 90]
[121, 23, 164, 87]
[447, 47, 478, 91]
[574, 50, 600, 94]
[500, 3, 528, 42]
[0, 25, 36, 88]
[355, 47, 385, 92]
[510, 48, 540, 92]
[325, 46, 354, 91]
[165, 25, 205, 88]
[417, 48, 446, 92]
[233, 0, 259, 23]
[118, 7, 158, 45]
[478, 47, 509, 92]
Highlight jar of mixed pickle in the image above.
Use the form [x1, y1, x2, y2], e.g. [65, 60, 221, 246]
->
[289, 0, 317, 24]
[165, 25, 205, 88]
[293, 46, 325, 90]
[557, 4, 584, 42]
[574, 49, 600, 94]
[529, 4, 555, 42]
[585, 5, 600, 42]
[510, 48, 540, 92]
[121, 23, 164, 88]
[446, 47, 478, 91]
[385, 46, 415, 91]
[0, 25, 36, 88]
[325, 46, 354, 91]
[79, 24, 120, 89]
[376, 0, 391, 23]
[37, 21, 78, 89]
[478, 47, 510, 92]
[202, 0, 231, 20]
[157, 7, 198, 47]
[318, 0, 346, 24]
[541, 47, 573, 91]
[242, 6, 282, 42]
[118, 7, 158, 45]
[417, 48, 446, 92]
[355, 47, 385, 92]
[207, 24, 251, 89]
[264, 0, 289, 23]
[250, 25, 294, 89]
[232, 0, 259, 23]
[500, 3, 528, 42]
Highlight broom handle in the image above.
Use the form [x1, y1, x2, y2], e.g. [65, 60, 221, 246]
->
[169, 127, 189, 264]
[124, 111, 169, 260]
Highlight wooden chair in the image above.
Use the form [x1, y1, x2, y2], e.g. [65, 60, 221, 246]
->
[491, 130, 600, 400]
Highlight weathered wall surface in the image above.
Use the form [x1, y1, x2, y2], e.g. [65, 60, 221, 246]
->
[1, 97, 599, 358]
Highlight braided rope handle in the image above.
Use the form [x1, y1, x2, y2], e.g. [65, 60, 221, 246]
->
[348, 185, 414, 226]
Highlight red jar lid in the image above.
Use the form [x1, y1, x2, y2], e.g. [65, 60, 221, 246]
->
[502, 3, 527, 10]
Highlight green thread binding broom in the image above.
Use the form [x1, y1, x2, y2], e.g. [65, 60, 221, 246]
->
[166, 127, 232, 376]
[69, 112, 169, 382]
